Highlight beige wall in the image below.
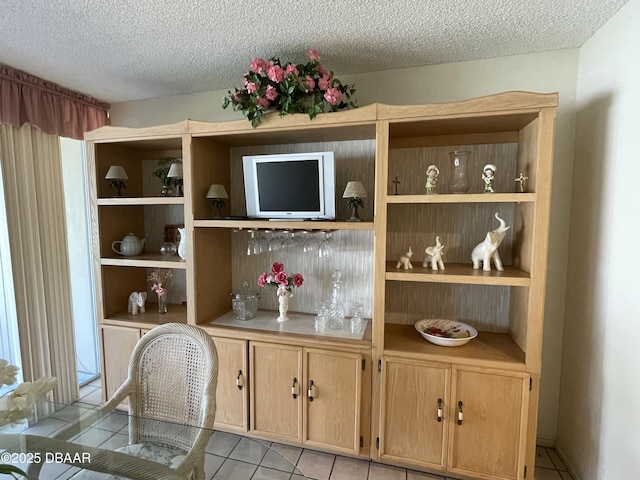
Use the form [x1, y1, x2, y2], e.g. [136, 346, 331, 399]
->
[557, 0, 640, 478]
[110, 49, 580, 444]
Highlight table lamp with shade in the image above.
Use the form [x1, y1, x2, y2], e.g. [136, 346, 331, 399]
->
[105, 165, 128, 197]
[207, 184, 229, 218]
[342, 181, 367, 221]
[167, 162, 183, 196]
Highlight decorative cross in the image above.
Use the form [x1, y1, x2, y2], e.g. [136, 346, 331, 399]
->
[515, 173, 529, 193]
[392, 176, 400, 195]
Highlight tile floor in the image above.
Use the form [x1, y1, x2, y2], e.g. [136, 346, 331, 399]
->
[69, 381, 575, 480]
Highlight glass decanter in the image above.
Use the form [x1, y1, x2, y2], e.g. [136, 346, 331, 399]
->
[327, 270, 345, 330]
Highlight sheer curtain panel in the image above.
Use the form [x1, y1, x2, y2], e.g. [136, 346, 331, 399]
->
[0, 123, 78, 402]
[0, 65, 110, 140]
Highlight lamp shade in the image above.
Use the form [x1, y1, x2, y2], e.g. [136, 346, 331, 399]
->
[206, 184, 229, 199]
[167, 163, 183, 178]
[105, 165, 128, 180]
[342, 181, 367, 198]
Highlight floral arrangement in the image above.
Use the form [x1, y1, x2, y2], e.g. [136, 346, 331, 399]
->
[223, 49, 356, 127]
[148, 268, 173, 297]
[1, 359, 57, 477]
[258, 262, 304, 296]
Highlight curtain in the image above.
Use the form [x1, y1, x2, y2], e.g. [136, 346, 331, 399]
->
[0, 65, 110, 140]
[0, 123, 78, 403]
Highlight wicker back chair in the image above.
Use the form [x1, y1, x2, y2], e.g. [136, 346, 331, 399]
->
[64, 323, 218, 480]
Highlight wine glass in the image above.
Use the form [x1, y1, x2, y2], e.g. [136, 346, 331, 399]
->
[247, 231, 260, 256]
[318, 232, 333, 258]
[303, 232, 317, 254]
[268, 233, 281, 252]
[280, 231, 295, 249]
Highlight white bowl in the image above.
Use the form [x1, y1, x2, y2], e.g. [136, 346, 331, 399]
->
[414, 319, 478, 347]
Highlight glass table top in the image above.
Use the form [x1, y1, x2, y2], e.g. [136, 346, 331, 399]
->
[1, 402, 308, 479]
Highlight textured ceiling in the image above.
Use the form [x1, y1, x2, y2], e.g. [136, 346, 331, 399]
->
[0, 0, 630, 104]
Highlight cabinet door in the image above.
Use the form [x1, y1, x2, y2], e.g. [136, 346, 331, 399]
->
[250, 342, 303, 442]
[379, 357, 449, 471]
[100, 325, 140, 402]
[212, 337, 248, 432]
[304, 348, 362, 455]
[448, 367, 529, 480]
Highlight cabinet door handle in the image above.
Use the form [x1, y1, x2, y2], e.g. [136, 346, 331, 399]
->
[308, 380, 315, 401]
[236, 370, 244, 390]
[437, 398, 443, 422]
[291, 377, 298, 399]
[457, 401, 463, 425]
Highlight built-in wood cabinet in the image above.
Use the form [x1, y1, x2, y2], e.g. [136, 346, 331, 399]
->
[249, 342, 303, 442]
[379, 357, 449, 471]
[249, 341, 364, 455]
[86, 92, 557, 478]
[100, 325, 141, 402]
[448, 367, 529, 480]
[211, 336, 248, 432]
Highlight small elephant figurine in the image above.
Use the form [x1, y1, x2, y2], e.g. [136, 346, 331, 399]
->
[396, 247, 413, 270]
[423, 236, 445, 270]
[128, 291, 147, 315]
[471, 213, 510, 271]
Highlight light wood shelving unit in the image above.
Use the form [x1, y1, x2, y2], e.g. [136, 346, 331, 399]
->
[86, 91, 557, 479]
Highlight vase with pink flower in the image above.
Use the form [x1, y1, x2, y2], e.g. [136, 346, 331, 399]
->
[148, 268, 173, 314]
[258, 262, 304, 322]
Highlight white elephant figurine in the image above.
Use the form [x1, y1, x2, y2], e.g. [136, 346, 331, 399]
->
[423, 236, 445, 270]
[128, 291, 147, 315]
[396, 247, 413, 270]
[471, 213, 510, 271]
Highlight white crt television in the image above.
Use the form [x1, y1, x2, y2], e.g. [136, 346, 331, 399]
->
[243, 152, 336, 220]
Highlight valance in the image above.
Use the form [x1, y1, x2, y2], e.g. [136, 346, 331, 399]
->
[0, 65, 110, 140]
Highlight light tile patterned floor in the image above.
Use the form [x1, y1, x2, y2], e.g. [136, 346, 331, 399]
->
[72, 381, 574, 480]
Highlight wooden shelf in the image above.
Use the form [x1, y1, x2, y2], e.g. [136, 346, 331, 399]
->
[101, 254, 186, 269]
[194, 219, 374, 231]
[386, 193, 535, 204]
[97, 197, 185, 206]
[384, 323, 526, 369]
[102, 303, 188, 328]
[385, 262, 530, 286]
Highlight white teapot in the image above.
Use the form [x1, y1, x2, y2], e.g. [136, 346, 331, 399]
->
[112, 233, 145, 256]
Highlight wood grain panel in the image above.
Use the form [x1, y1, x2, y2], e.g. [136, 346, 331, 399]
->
[384, 281, 510, 332]
[448, 367, 529, 480]
[304, 349, 361, 453]
[250, 342, 302, 441]
[211, 337, 248, 432]
[388, 143, 518, 196]
[380, 358, 449, 470]
[192, 228, 232, 324]
[386, 203, 516, 266]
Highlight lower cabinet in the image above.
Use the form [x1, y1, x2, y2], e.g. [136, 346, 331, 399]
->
[448, 366, 530, 480]
[100, 325, 141, 402]
[211, 336, 249, 432]
[380, 356, 529, 480]
[379, 358, 449, 471]
[250, 341, 364, 455]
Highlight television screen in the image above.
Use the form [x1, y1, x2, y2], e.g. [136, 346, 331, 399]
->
[256, 160, 321, 212]
[243, 152, 335, 220]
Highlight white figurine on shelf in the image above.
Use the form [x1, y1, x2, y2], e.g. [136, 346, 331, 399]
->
[128, 291, 147, 315]
[423, 236, 445, 270]
[425, 165, 439, 195]
[396, 247, 413, 270]
[471, 213, 510, 271]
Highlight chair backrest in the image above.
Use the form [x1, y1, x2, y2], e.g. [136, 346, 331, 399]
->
[126, 323, 218, 451]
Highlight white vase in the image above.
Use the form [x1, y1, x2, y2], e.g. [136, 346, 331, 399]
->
[277, 292, 290, 323]
[177, 227, 186, 260]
